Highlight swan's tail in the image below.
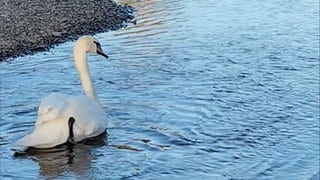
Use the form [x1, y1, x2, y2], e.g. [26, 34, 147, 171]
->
[12, 134, 35, 152]
[12, 118, 69, 152]
[12, 132, 54, 152]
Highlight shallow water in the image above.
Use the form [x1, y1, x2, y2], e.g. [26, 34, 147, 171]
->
[1, 0, 319, 179]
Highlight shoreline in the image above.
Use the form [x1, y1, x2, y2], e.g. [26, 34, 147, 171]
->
[0, 0, 134, 61]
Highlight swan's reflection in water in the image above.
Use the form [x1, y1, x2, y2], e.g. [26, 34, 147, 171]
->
[14, 135, 106, 177]
[33, 144, 92, 177]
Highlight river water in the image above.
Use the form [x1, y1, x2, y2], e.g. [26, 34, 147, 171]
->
[0, 0, 319, 179]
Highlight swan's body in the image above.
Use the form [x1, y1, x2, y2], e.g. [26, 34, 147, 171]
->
[13, 36, 109, 151]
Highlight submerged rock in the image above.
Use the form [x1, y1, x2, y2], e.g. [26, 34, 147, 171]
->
[0, 0, 134, 61]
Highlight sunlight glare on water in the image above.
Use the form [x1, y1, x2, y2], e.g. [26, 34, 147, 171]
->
[1, 0, 319, 179]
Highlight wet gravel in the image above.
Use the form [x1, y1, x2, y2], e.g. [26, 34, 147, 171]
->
[0, 0, 134, 61]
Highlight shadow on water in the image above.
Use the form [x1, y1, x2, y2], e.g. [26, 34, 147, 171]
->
[15, 144, 94, 177]
[13, 133, 107, 177]
[11, 131, 157, 177]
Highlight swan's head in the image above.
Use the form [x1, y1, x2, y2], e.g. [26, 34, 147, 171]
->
[74, 36, 108, 59]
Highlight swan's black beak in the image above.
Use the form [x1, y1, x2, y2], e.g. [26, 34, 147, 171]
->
[97, 48, 108, 59]
[94, 41, 108, 59]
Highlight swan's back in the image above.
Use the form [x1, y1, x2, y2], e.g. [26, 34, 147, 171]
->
[36, 93, 69, 127]
[14, 93, 107, 150]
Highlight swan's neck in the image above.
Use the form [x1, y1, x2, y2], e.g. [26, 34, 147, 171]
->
[74, 50, 99, 103]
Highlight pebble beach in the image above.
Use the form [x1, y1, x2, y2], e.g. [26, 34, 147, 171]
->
[0, 0, 134, 60]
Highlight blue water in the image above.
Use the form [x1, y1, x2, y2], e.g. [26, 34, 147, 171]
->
[1, 0, 319, 179]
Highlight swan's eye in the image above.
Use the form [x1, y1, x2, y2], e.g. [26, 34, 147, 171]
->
[93, 41, 102, 50]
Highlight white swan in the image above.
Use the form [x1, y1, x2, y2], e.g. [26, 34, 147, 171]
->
[13, 36, 108, 151]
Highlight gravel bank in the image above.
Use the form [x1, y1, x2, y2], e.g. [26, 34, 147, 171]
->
[0, 0, 134, 61]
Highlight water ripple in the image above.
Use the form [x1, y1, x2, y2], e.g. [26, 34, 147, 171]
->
[1, 0, 319, 179]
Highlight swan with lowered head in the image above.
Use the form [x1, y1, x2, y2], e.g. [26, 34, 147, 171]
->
[13, 36, 108, 151]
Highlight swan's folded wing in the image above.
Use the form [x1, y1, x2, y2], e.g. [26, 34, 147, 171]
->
[36, 93, 70, 127]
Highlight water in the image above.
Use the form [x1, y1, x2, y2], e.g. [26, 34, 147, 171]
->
[1, 0, 319, 179]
